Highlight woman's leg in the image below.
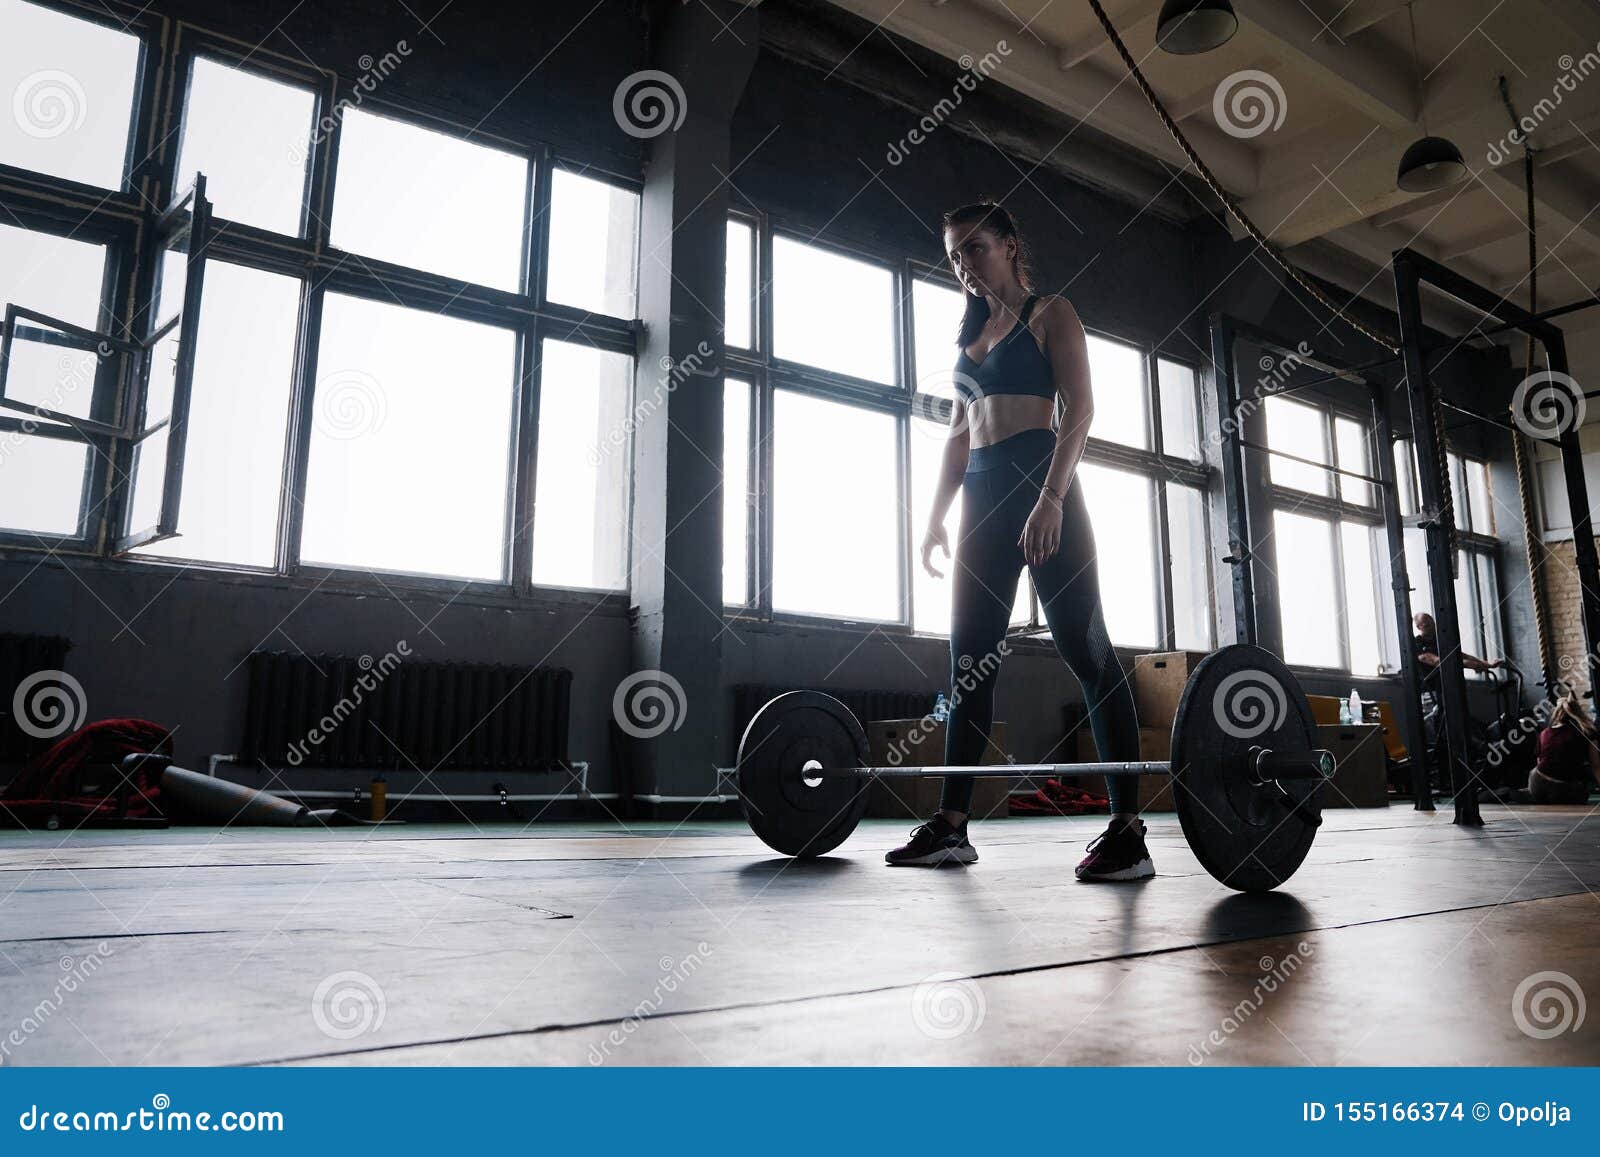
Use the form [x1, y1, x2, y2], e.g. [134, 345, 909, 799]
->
[942, 468, 1023, 816]
[1028, 481, 1141, 816]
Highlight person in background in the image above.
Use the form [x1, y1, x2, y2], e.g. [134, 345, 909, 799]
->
[1529, 693, 1600, 804]
[1412, 611, 1503, 747]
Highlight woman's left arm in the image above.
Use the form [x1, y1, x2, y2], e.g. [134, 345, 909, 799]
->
[1038, 296, 1093, 501]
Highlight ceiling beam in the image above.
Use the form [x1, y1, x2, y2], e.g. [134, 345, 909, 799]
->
[1231, 0, 1417, 129]
[1056, 1, 1154, 72]
[1330, 0, 1410, 40]
[825, 0, 1259, 190]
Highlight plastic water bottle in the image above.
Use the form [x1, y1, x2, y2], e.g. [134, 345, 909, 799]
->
[1349, 687, 1363, 725]
[933, 692, 949, 722]
[1339, 698, 1352, 725]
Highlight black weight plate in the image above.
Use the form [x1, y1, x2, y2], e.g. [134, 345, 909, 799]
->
[1171, 644, 1321, 892]
[737, 691, 869, 857]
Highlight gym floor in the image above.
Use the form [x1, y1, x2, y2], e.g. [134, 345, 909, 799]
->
[2, 806, 1596, 1067]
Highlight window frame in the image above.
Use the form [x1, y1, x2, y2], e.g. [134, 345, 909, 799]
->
[0, 6, 644, 607]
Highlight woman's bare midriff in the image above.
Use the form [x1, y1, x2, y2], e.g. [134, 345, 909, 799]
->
[967, 394, 1056, 448]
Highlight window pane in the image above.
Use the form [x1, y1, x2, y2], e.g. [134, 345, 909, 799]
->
[1265, 396, 1329, 496]
[331, 109, 528, 291]
[548, 169, 638, 317]
[531, 340, 632, 591]
[0, 222, 106, 327]
[1169, 484, 1212, 650]
[911, 406, 953, 635]
[1340, 521, 1381, 675]
[1085, 334, 1146, 449]
[1467, 460, 1492, 534]
[772, 236, 894, 384]
[1157, 358, 1199, 461]
[1404, 527, 1431, 617]
[1475, 552, 1502, 660]
[0, 0, 139, 189]
[1334, 416, 1371, 505]
[1454, 548, 1479, 658]
[773, 390, 897, 619]
[134, 261, 299, 566]
[725, 219, 753, 350]
[911, 277, 965, 393]
[1077, 462, 1156, 647]
[1393, 439, 1416, 516]
[1011, 575, 1032, 627]
[175, 57, 316, 236]
[724, 377, 750, 605]
[301, 293, 517, 580]
[0, 434, 85, 534]
[1275, 509, 1339, 667]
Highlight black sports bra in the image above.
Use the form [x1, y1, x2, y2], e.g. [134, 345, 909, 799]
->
[953, 294, 1055, 403]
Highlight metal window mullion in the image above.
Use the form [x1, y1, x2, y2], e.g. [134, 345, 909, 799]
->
[511, 148, 552, 595]
[278, 284, 325, 574]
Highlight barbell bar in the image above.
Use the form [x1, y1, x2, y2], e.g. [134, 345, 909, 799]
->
[734, 643, 1337, 892]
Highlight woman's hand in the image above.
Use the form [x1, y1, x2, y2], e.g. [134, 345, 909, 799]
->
[921, 520, 951, 578]
[1020, 494, 1063, 568]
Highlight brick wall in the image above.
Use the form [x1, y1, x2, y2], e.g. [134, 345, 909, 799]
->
[1542, 539, 1595, 696]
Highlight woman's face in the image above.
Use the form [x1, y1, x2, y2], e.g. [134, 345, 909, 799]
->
[944, 223, 1012, 297]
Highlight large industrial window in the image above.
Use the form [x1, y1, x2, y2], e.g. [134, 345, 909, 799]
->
[0, 0, 141, 189]
[547, 168, 640, 318]
[330, 108, 529, 291]
[1264, 397, 1386, 674]
[727, 221, 1213, 646]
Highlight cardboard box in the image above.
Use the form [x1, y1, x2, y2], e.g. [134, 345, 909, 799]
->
[865, 719, 1010, 819]
[1314, 723, 1389, 808]
[1131, 651, 1210, 730]
[1072, 725, 1174, 811]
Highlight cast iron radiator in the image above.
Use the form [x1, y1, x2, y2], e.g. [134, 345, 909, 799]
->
[240, 651, 573, 771]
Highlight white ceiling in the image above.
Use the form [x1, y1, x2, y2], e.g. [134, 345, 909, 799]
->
[823, 0, 1600, 339]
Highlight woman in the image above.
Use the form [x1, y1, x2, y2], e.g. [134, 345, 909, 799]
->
[1529, 693, 1600, 805]
[885, 201, 1151, 881]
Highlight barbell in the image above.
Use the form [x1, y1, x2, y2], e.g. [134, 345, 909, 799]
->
[733, 643, 1335, 892]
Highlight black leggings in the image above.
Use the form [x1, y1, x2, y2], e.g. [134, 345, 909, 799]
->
[941, 427, 1139, 816]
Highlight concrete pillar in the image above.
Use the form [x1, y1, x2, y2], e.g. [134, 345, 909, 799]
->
[624, 0, 757, 802]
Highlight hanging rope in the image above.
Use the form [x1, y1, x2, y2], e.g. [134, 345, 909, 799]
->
[1500, 75, 1556, 693]
[1081, 0, 1461, 556]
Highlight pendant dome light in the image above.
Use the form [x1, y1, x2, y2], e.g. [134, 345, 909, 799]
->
[1155, 0, 1238, 55]
[1397, 2, 1467, 192]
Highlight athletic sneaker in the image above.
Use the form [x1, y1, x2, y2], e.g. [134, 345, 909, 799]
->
[885, 813, 979, 866]
[1074, 816, 1155, 881]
